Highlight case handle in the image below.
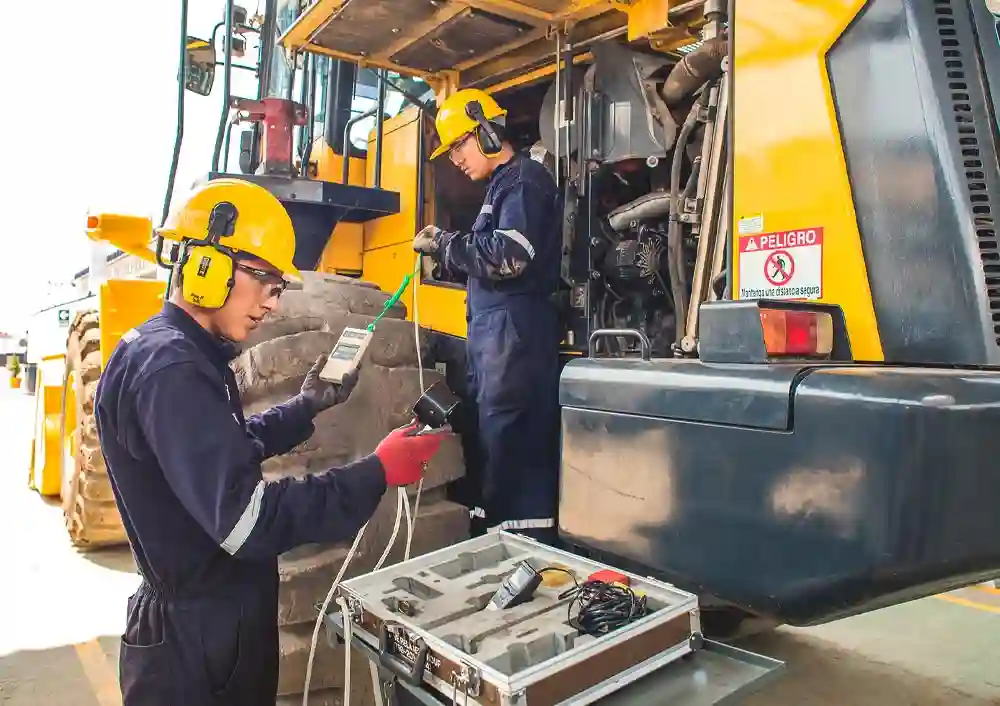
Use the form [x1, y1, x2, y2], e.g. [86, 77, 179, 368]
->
[378, 621, 429, 687]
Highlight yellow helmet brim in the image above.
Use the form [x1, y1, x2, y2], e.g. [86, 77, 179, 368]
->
[430, 142, 451, 160]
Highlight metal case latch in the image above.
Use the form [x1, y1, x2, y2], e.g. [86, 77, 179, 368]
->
[378, 621, 429, 687]
[450, 662, 481, 705]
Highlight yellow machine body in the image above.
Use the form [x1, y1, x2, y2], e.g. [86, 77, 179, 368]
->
[85, 213, 161, 265]
[28, 354, 69, 497]
[313, 141, 367, 275]
[28, 279, 166, 499]
[283, 0, 891, 354]
[731, 0, 883, 360]
[40, 1, 985, 496]
[360, 110, 470, 339]
[30, 209, 167, 497]
[57, 0, 985, 406]
[98, 279, 168, 369]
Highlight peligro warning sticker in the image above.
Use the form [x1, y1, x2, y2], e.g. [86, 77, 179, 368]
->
[738, 227, 823, 300]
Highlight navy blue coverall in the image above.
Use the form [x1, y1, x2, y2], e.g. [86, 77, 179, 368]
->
[94, 302, 388, 706]
[434, 152, 562, 542]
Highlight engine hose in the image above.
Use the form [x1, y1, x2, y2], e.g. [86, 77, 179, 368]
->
[666, 223, 686, 350]
[667, 99, 703, 346]
[303, 254, 427, 706]
[607, 192, 673, 232]
[670, 100, 702, 223]
[682, 157, 701, 202]
[608, 156, 701, 233]
[660, 35, 728, 106]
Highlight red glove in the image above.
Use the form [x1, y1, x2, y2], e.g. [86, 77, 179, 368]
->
[374, 422, 447, 487]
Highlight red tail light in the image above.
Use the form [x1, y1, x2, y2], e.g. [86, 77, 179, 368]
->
[759, 308, 834, 358]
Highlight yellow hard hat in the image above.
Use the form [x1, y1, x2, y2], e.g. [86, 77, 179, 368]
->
[430, 88, 507, 160]
[164, 178, 301, 281]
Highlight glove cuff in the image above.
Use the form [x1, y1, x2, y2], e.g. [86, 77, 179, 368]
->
[292, 392, 323, 418]
[431, 230, 457, 261]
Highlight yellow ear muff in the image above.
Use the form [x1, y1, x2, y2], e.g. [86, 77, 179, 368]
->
[178, 243, 235, 309]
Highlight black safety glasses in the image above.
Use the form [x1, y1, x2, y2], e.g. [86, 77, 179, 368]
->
[449, 132, 475, 161]
[235, 262, 288, 299]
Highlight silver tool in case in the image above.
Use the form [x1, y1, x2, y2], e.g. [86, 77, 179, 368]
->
[334, 532, 704, 706]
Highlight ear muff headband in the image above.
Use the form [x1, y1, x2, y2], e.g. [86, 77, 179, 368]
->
[177, 202, 239, 309]
[465, 100, 502, 156]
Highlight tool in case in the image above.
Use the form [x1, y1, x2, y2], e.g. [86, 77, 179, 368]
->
[333, 532, 703, 706]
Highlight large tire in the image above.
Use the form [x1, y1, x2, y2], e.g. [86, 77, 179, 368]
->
[230, 272, 470, 705]
[60, 310, 126, 549]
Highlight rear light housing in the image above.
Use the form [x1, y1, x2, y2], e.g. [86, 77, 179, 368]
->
[759, 308, 834, 358]
[697, 300, 852, 364]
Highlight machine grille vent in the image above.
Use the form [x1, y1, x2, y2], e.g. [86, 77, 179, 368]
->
[935, 0, 1000, 343]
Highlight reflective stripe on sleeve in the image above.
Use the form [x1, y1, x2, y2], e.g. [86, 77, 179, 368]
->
[495, 229, 535, 259]
[220, 480, 265, 554]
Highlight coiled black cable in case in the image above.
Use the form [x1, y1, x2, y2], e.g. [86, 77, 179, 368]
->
[565, 580, 649, 635]
[538, 567, 649, 637]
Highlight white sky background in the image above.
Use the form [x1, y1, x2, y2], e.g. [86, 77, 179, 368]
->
[0, 0, 260, 334]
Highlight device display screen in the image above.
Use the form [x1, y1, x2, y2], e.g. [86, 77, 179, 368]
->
[331, 343, 360, 360]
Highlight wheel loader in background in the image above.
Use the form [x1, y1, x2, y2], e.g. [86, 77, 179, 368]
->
[29, 0, 1000, 702]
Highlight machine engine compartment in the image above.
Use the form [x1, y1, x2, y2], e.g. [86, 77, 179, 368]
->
[428, 33, 729, 358]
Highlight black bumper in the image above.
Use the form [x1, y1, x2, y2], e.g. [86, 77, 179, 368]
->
[557, 358, 1000, 626]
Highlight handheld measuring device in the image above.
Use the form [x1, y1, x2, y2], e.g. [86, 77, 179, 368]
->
[319, 327, 374, 383]
[317, 270, 414, 385]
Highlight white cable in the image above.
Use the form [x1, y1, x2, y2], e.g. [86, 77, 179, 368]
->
[337, 596, 353, 704]
[409, 252, 426, 560]
[413, 254, 426, 401]
[373, 489, 406, 571]
[402, 484, 414, 562]
[303, 489, 409, 706]
[370, 659, 385, 706]
[304, 254, 428, 706]
[303, 522, 364, 706]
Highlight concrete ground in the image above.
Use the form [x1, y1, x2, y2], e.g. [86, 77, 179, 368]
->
[0, 372, 998, 705]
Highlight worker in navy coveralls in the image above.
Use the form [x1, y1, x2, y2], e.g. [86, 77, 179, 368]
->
[413, 89, 562, 544]
[94, 178, 448, 706]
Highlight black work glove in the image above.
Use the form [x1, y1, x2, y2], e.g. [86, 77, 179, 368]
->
[299, 354, 359, 416]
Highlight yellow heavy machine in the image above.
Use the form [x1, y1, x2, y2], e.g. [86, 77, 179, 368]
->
[29, 0, 1000, 700]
